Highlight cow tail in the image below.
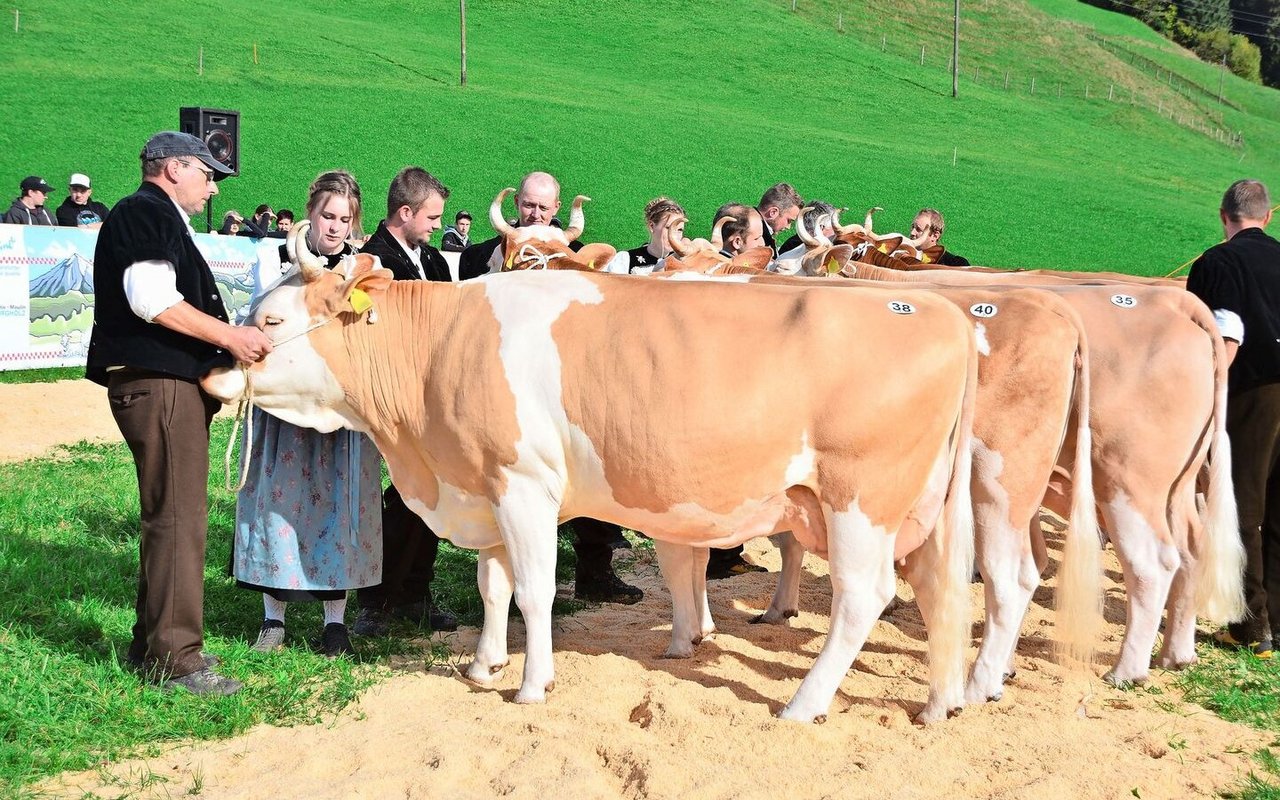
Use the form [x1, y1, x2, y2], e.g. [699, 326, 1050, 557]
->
[932, 318, 979, 708]
[1190, 302, 1246, 623]
[1053, 307, 1103, 670]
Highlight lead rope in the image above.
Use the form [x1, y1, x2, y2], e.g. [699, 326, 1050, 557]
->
[221, 316, 339, 493]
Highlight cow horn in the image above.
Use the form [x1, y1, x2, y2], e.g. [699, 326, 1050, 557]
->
[564, 195, 590, 242]
[864, 206, 883, 232]
[815, 214, 834, 247]
[289, 220, 327, 281]
[665, 215, 694, 257]
[710, 215, 733, 249]
[795, 206, 823, 248]
[489, 188, 517, 237]
[830, 206, 862, 237]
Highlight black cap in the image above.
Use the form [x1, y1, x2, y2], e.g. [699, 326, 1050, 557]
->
[139, 131, 233, 175]
[20, 176, 54, 193]
[455, 210, 472, 222]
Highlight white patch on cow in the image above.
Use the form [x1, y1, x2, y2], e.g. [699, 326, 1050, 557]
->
[973, 322, 992, 356]
[395, 476, 503, 550]
[232, 280, 357, 433]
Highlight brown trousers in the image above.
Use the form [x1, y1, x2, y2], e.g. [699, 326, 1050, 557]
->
[1226, 381, 1280, 643]
[109, 371, 220, 678]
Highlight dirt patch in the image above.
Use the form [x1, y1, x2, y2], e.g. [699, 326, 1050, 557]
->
[12, 382, 1268, 800]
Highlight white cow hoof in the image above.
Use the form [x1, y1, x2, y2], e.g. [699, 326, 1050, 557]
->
[776, 703, 825, 723]
[514, 682, 552, 704]
[662, 643, 695, 659]
[964, 684, 1002, 705]
[1154, 653, 1196, 670]
[750, 608, 798, 625]
[465, 660, 507, 685]
[914, 702, 962, 725]
[1103, 670, 1148, 689]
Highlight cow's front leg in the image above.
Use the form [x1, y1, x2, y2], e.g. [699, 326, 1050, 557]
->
[495, 491, 560, 704]
[754, 531, 803, 624]
[466, 544, 514, 685]
[779, 510, 894, 723]
[655, 540, 705, 657]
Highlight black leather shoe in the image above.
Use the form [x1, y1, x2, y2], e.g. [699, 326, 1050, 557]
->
[126, 651, 220, 673]
[352, 607, 390, 637]
[317, 623, 355, 659]
[161, 667, 242, 696]
[391, 601, 460, 632]
[706, 556, 768, 580]
[575, 571, 643, 604]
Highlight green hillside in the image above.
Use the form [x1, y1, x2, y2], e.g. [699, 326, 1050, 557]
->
[0, 0, 1276, 275]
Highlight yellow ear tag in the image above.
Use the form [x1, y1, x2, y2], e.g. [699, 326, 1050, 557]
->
[877, 243, 889, 254]
[349, 288, 373, 315]
[587, 260, 596, 270]
[825, 257, 840, 274]
[504, 250, 515, 270]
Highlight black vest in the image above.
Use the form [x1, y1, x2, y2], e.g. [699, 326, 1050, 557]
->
[86, 182, 232, 385]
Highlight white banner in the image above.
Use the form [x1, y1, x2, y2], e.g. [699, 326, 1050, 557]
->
[0, 222, 264, 371]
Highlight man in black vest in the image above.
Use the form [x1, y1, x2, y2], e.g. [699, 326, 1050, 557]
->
[910, 209, 970, 267]
[352, 166, 459, 636]
[86, 131, 272, 694]
[1188, 178, 1280, 659]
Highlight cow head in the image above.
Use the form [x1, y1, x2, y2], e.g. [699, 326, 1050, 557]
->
[201, 221, 394, 432]
[488, 188, 616, 272]
[773, 208, 855, 276]
[660, 216, 772, 274]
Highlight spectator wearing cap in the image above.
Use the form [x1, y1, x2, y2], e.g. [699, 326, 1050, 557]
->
[440, 209, 472, 252]
[3, 176, 57, 226]
[85, 130, 272, 696]
[56, 173, 111, 229]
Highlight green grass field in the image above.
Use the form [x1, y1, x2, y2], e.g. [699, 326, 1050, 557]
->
[0, 0, 1276, 275]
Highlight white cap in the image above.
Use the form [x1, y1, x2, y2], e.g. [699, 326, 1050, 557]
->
[69, 173, 91, 188]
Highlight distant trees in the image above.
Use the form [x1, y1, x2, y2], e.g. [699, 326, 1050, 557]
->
[1083, 0, 1276, 88]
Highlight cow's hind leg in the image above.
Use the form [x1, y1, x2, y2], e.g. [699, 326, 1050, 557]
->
[966, 509, 1039, 705]
[1103, 492, 1180, 687]
[754, 532, 804, 625]
[1157, 487, 1201, 670]
[467, 544, 514, 684]
[779, 509, 894, 723]
[493, 487, 561, 704]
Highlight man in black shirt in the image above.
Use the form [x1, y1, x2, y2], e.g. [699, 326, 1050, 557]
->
[86, 131, 272, 694]
[56, 173, 110, 229]
[1187, 178, 1280, 659]
[352, 167, 460, 636]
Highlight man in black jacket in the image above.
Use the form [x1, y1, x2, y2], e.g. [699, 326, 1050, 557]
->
[56, 173, 110, 229]
[1188, 178, 1280, 659]
[755, 183, 802, 258]
[86, 131, 272, 694]
[440, 210, 472, 252]
[911, 209, 971, 267]
[352, 167, 458, 636]
[4, 176, 57, 226]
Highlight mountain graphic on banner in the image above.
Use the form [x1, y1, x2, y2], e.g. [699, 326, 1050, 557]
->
[29, 253, 94, 297]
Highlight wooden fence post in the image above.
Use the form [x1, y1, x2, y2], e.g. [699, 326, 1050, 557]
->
[13, 9, 18, 32]
[1004, 70, 1009, 89]
[253, 43, 258, 65]
[921, 44, 926, 65]
[1108, 83, 1113, 100]
[1030, 76, 1035, 94]
[198, 46, 203, 76]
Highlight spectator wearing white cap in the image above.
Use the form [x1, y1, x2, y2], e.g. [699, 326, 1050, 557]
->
[56, 173, 111, 229]
[3, 176, 57, 226]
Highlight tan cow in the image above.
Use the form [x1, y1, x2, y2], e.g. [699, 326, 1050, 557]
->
[203, 224, 981, 723]
[482, 188, 617, 273]
[667, 269, 1103, 704]
[844, 261, 1245, 685]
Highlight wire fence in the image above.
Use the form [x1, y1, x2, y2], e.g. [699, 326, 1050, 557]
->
[795, 3, 1245, 148]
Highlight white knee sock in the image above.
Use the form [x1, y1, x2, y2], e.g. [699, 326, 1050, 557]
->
[263, 594, 287, 622]
[323, 598, 347, 626]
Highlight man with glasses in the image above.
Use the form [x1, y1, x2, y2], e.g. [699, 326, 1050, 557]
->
[86, 131, 273, 696]
[56, 173, 110, 229]
[910, 208, 970, 267]
[3, 175, 57, 225]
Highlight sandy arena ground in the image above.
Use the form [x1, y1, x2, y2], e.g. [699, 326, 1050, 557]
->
[10, 380, 1270, 800]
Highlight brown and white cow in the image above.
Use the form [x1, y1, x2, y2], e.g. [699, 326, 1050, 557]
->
[664, 269, 1103, 704]
[843, 261, 1245, 685]
[203, 223, 981, 723]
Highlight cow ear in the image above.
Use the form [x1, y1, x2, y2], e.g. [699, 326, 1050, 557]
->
[735, 246, 773, 272]
[573, 242, 617, 271]
[663, 256, 688, 272]
[335, 265, 393, 319]
[876, 235, 903, 254]
[825, 244, 854, 274]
